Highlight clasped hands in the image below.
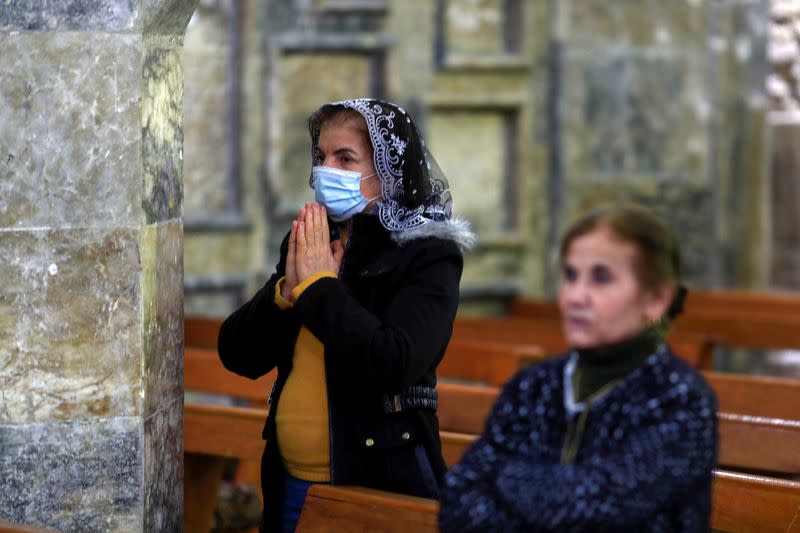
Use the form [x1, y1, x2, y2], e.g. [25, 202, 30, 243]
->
[281, 202, 344, 302]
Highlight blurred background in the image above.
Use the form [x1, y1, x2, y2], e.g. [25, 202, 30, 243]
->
[180, 0, 799, 320]
[178, 3, 800, 528]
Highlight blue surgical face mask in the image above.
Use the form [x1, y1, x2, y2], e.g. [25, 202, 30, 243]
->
[311, 166, 381, 222]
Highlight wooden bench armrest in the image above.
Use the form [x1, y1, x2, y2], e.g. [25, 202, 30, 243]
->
[718, 413, 800, 475]
[711, 470, 800, 532]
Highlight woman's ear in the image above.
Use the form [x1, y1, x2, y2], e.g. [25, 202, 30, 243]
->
[644, 284, 676, 322]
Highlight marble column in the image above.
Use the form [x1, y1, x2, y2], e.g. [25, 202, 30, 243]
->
[0, 1, 196, 531]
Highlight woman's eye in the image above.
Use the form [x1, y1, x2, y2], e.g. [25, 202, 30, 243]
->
[562, 266, 577, 282]
[591, 266, 612, 284]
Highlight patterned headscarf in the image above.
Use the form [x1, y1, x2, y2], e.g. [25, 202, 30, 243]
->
[309, 98, 453, 232]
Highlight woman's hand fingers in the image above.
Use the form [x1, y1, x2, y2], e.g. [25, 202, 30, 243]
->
[319, 205, 330, 248]
[281, 221, 299, 300]
[286, 220, 298, 283]
[295, 203, 341, 280]
[303, 204, 315, 245]
[297, 220, 308, 258]
[310, 203, 320, 246]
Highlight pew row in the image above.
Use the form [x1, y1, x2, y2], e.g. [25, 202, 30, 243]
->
[184, 402, 800, 532]
[292, 474, 800, 533]
[186, 342, 800, 478]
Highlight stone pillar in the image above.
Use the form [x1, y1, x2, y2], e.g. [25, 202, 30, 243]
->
[0, 1, 196, 531]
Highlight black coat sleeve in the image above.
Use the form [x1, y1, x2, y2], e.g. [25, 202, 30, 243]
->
[439, 372, 718, 532]
[217, 232, 298, 379]
[291, 240, 462, 394]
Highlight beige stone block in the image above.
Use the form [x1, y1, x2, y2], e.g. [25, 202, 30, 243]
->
[0, 228, 143, 424]
[444, 0, 505, 57]
[276, 53, 372, 207]
[568, 0, 707, 47]
[184, 231, 252, 275]
[183, 5, 231, 214]
[141, 220, 184, 419]
[428, 110, 506, 235]
[142, 43, 185, 223]
[562, 50, 709, 183]
[0, 32, 142, 229]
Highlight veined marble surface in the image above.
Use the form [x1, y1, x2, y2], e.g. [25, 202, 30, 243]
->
[0, 417, 143, 532]
[1, 0, 195, 529]
[0, 0, 196, 34]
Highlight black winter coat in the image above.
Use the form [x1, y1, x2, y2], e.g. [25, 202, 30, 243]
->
[217, 214, 463, 532]
[439, 347, 718, 532]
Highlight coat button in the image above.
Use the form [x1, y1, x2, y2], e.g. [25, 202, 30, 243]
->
[401, 432, 411, 440]
[365, 438, 375, 447]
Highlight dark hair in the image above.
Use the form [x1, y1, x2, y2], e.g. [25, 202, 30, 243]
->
[560, 205, 683, 310]
[308, 106, 371, 153]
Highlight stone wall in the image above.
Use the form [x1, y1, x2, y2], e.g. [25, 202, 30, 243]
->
[767, 0, 800, 289]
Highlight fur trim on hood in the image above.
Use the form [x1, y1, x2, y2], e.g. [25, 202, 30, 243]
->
[390, 217, 476, 252]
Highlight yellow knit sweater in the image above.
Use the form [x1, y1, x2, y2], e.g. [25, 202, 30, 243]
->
[273, 272, 337, 482]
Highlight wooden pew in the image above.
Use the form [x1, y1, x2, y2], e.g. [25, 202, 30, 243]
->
[0, 523, 61, 533]
[437, 339, 540, 386]
[184, 403, 265, 533]
[184, 404, 800, 532]
[186, 319, 800, 478]
[711, 471, 800, 532]
[185, 316, 224, 350]
[709, 372, 800, 477]
[295, 485, 439, 533]
[184, 316, 800, 527]
[184, 345, 274, 533]
[292, 474, 800, 533]
[184, 346, 274, 408]
[184, 346, 800, 531]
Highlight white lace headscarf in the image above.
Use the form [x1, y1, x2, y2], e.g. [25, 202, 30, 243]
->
[308, 98, 455, 233]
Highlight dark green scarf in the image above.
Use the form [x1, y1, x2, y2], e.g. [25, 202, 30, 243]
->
[573, 326, 663, 403]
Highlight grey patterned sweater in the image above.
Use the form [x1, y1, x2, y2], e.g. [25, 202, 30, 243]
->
[439, 346, 718, 532]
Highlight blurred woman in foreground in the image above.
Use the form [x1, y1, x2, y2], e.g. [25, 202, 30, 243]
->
[439, 205, 718, 532]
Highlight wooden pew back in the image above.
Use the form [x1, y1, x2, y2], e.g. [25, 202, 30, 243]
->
[437, 339, 539, 386]
[711, 471, 800, 532]
[292, 474, 800, 533]
[295, 485, 439, 533]
[184, 347, 274, 407]
[185, 316, 225, 350]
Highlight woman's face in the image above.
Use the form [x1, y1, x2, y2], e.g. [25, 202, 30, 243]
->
[558, 227, 671, 349]
[316, 117, 381, 201]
